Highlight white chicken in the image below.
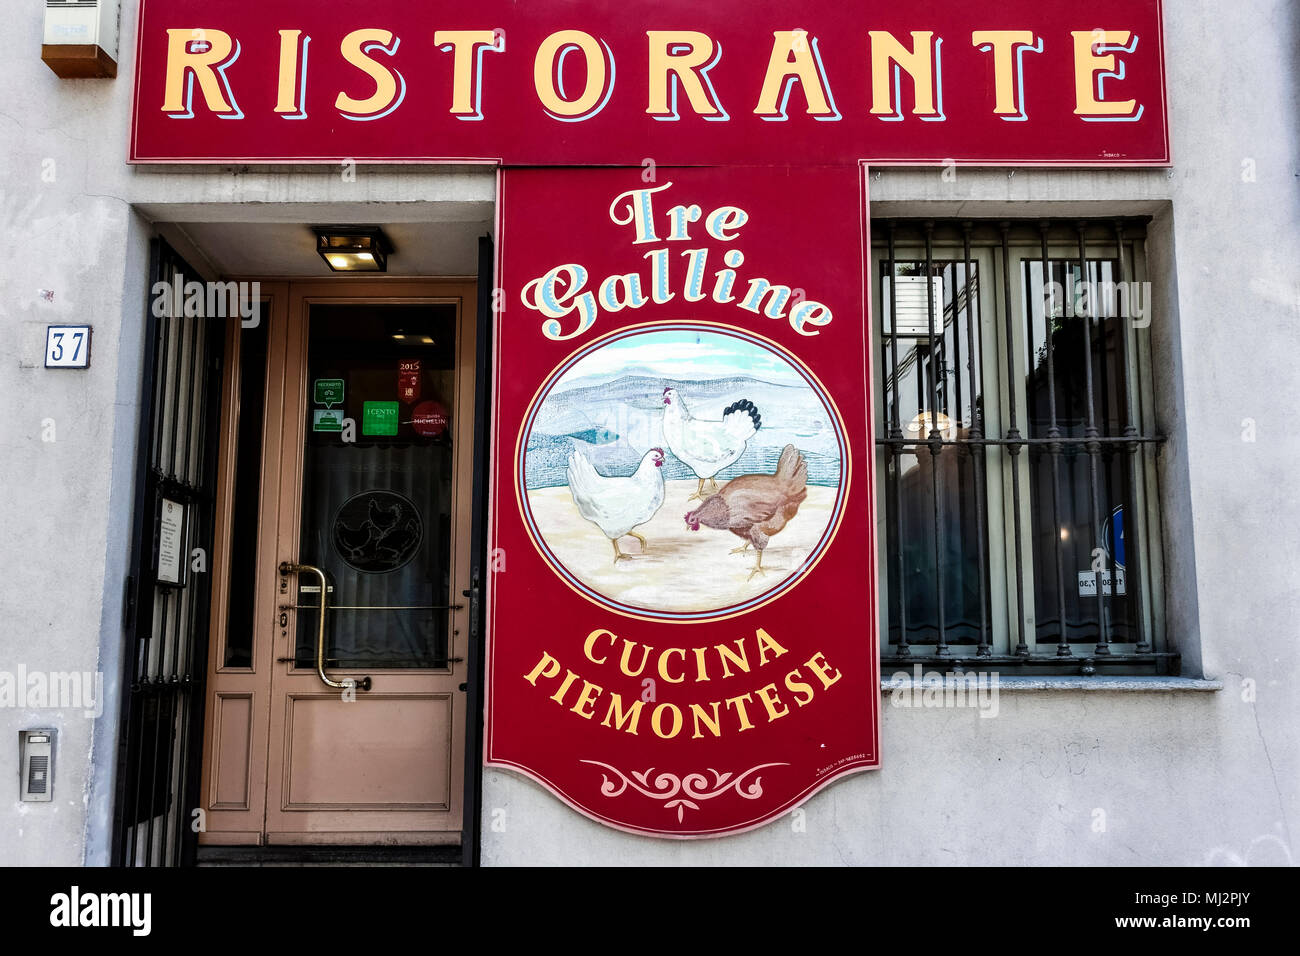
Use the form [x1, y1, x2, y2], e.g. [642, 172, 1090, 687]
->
[566, 447, 666, 561]
[661, 387, 762, 500]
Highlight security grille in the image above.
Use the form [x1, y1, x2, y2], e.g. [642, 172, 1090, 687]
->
[112, 240, 224, 865]
[873, 219, 1171, 675]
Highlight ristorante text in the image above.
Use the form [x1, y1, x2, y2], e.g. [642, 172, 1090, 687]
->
[158, 28, 1146, 126]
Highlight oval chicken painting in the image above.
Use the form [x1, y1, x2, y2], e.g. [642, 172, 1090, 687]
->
[518, 324, 848, 621]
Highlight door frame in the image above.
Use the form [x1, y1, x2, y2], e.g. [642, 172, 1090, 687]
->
[198, 277, 482, 852]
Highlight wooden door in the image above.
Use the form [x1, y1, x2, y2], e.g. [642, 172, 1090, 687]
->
[199, 280, 476, 846]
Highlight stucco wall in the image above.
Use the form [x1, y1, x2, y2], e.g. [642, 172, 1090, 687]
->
[0, 0, 1294, 866]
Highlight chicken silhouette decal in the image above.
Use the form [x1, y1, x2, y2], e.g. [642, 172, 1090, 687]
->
[684, 445, 809, 579]
[566, 447, 666, 561]
[332, 491, 423, 573]
[662, 387, 761, 501]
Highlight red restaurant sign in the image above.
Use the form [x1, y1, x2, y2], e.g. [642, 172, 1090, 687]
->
[486, 165, 878, 836]
[130, 0, 1168, 166]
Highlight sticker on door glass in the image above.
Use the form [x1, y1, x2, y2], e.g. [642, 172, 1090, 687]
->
[398, 360, 421, 403]
[332, 491, 423, 573]
[362, 401, 400, 436]
[412, 400, 448, 438]
[313, 409, 344, 432]
[314, 378, 344, 408]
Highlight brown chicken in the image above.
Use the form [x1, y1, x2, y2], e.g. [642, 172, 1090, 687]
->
[683, 444, 808, 579]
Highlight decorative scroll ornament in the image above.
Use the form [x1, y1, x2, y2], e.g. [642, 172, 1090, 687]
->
[581, 760, 789, 822]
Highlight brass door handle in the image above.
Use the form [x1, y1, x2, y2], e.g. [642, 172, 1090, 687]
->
[278, 562, 372, 692]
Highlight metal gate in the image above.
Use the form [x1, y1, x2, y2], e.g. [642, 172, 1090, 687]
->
[112, 240, 225, 866]
[460, 235, 495, 866]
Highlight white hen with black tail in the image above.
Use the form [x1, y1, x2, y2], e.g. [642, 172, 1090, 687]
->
[661, 387, 762, 501]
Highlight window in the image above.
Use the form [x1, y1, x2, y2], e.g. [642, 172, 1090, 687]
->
[872, 219, 1169, 675]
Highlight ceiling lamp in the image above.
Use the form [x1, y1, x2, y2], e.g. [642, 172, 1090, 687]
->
[313, 226, 392, 272]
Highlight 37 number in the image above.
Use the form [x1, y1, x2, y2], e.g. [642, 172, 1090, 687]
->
[50, 331, 84, 362]
[45, 326, 90, 368]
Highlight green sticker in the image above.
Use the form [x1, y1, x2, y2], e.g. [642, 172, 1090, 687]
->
[362, 401, 400, 436]
[314, 378, 345, 408]
[312, 409, 344, 432]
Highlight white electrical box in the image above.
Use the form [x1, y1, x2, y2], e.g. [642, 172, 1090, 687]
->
[20, 730, 56, 802]
[42, 0, 119, 79]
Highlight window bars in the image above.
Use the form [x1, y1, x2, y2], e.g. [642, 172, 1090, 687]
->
[874, 219, 1171, 675]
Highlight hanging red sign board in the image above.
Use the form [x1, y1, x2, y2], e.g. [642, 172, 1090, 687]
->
[485, 165, 878, 836]
[129, 0, 1168, 166]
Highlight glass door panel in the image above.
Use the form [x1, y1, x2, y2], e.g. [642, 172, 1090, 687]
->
[294, 304, 459, 670]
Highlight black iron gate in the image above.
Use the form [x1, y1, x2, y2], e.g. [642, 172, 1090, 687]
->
[112, 240, 225, 866]
[461, 235, 494, 867]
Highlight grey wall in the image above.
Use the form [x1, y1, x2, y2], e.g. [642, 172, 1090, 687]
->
[0, 0, 1294, 866]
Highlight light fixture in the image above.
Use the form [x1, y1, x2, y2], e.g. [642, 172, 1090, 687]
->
[905, 410, 956, 438]
[313, 226, 392, 273]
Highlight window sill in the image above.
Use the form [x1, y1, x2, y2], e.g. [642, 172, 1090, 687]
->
[880, 676, 1222, 692]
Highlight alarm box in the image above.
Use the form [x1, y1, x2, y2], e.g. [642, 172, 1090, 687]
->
[42, 0, 119, 79]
